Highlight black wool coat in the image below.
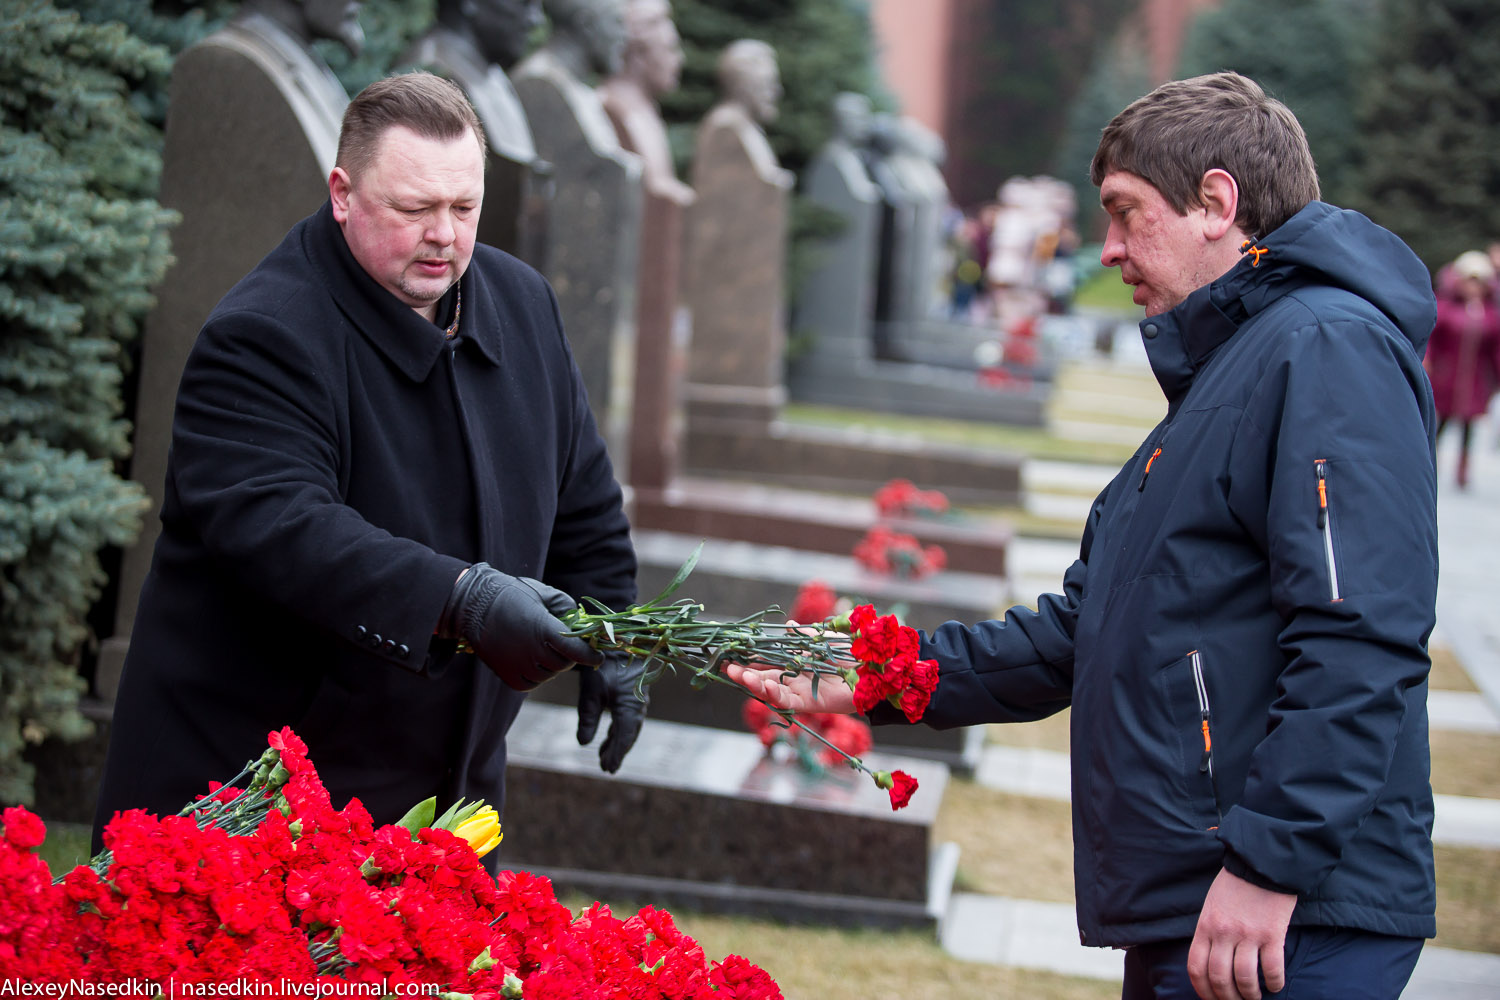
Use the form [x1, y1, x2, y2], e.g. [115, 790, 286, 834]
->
[94, 202, 635, 841]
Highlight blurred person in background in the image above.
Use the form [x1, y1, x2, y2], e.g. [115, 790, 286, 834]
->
[1426, 249, 1500, 487]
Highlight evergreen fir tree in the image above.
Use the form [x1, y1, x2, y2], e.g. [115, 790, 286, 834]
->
[1176, 0, 1377, 209]
[1351, 0, 1500, 272]
[0, 0, 176, 804]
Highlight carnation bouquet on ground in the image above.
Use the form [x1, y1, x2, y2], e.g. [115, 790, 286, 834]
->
[559, 546, 939, 811]
[0, 729, 780, 997]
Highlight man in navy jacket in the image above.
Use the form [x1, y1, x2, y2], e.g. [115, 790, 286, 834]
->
[95, 73, 641, 853]
[733, 73, 1437, 1000]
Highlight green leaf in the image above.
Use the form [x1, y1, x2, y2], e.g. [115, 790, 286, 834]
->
[603, 619, 616, 644]
[395, 796, 436, 835]
[640, 541, 704, 607]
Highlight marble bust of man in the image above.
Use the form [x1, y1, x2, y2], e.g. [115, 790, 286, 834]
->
[701, 39, 790, 187]
[224, 0, 364, 157]
[528, 0, 626, 81]
[514, 0, 628, 157]
[403, 0, 541, 169]
[597, 0, 686, 194]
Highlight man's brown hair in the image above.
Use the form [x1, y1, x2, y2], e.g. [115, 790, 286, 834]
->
[1090, 72, 1320, 240]
[337, 71, 486, 180]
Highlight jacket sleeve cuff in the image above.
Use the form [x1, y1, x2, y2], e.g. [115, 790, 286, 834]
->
[1222, 849, 1299, 896]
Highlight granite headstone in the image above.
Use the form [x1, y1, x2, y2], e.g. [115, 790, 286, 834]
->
[598, 0, 694, 491]
[513, 0, 642, 470]
[787, 92, 880, 376]
[682, 39, 794, 432]
[500, 701, 958, 928]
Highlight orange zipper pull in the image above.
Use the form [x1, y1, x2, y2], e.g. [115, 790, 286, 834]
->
[1138, 447, 1162, 492]
[1316, 459, 1329, 529]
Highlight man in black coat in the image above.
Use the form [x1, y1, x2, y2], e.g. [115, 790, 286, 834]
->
[93, 72, 642, 849]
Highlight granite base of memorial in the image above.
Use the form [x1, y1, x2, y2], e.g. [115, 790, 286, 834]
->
[629, 476, 1013, 577]
[498, 701, 958, 930]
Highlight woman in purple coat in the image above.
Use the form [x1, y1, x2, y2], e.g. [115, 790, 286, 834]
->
[1426, 250, 1500, 488]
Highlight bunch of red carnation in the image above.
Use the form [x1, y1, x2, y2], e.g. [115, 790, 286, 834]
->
[742, 698, 873, 769]
[872, 478, 950, 520]
[0, 728, 781, 998]
[853, 525, 947, 579]
[844, 604, 940, 725]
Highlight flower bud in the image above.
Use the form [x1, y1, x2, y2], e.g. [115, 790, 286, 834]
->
[468, 945, 497, 974]
[451, 804, 502, 859]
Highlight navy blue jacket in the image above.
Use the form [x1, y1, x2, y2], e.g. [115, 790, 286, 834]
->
[96, 203, 634, 839]
[897, 202, 1439, 947]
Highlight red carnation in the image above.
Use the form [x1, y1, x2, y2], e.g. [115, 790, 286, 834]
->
[2, 807, 46, 850]
[789, 580, 838, 624]
[886, 770, 919, 810]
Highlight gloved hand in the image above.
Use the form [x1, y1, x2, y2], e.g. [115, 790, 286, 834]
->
[437, 563, 601, 691]
[576, 653, 648, 773]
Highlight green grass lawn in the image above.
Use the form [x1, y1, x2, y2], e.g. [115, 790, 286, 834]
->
[782, 403, 1138, 467]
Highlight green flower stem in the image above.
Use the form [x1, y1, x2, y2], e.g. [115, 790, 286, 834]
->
[560, 595, 877, 782]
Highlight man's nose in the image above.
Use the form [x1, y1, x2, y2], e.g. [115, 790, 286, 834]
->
[427, 211, 456, 246]
[1100, 225, 1125, 268]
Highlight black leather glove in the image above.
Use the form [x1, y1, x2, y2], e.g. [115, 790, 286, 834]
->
[576, 653, 648, 773]
[437, 563, 601, 691]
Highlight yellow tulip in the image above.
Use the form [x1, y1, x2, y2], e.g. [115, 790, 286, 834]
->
[452, 804, 502, 858]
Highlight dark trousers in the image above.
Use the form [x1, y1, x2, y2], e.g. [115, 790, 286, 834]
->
[1122, 927, 1424, 1000]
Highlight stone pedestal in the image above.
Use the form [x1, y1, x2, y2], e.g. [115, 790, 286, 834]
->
[499, 701, 957, 928]
[514, 50, 643, 472]
[682, 106, 793, 430]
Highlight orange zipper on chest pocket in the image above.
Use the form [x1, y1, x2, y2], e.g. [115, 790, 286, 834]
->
[1315, 459, 1343, 602]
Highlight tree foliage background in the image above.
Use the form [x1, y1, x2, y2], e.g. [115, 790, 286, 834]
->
[1348, 0, 1500, 271]
[1176, 0, 1376, 218]
[0, 0, 177, 804]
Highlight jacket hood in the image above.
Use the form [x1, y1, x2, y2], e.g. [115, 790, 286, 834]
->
[1219, 201, 1437, 356]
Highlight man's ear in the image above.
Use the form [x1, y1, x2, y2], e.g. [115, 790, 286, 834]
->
[1199, 168, 1241, 241]
[329, 167, 353, 224]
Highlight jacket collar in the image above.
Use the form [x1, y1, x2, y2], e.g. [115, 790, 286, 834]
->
[302, 201, 502, 380]
[1139, 274, 1243, 405]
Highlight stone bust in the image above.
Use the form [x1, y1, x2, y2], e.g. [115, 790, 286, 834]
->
[403, 0, 541, 163]
[240, 0, 365, 56]
[536, 0, 627, 80]
[431, 0, 541, 71]
[831, 90, 873, 147]
[713, 38, 781, 126]
[597, 0, 685, 193]
[700, 39, 789, 188]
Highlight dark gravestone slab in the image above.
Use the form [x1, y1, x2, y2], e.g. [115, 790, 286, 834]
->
[25, 699, 113, 826]
[498, 701, 957, 928]
[682, 104, 793, 428]
[630, 476, 1011, 577]
[513, 49, 643, 471]
[679, 419, 1025, 507]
